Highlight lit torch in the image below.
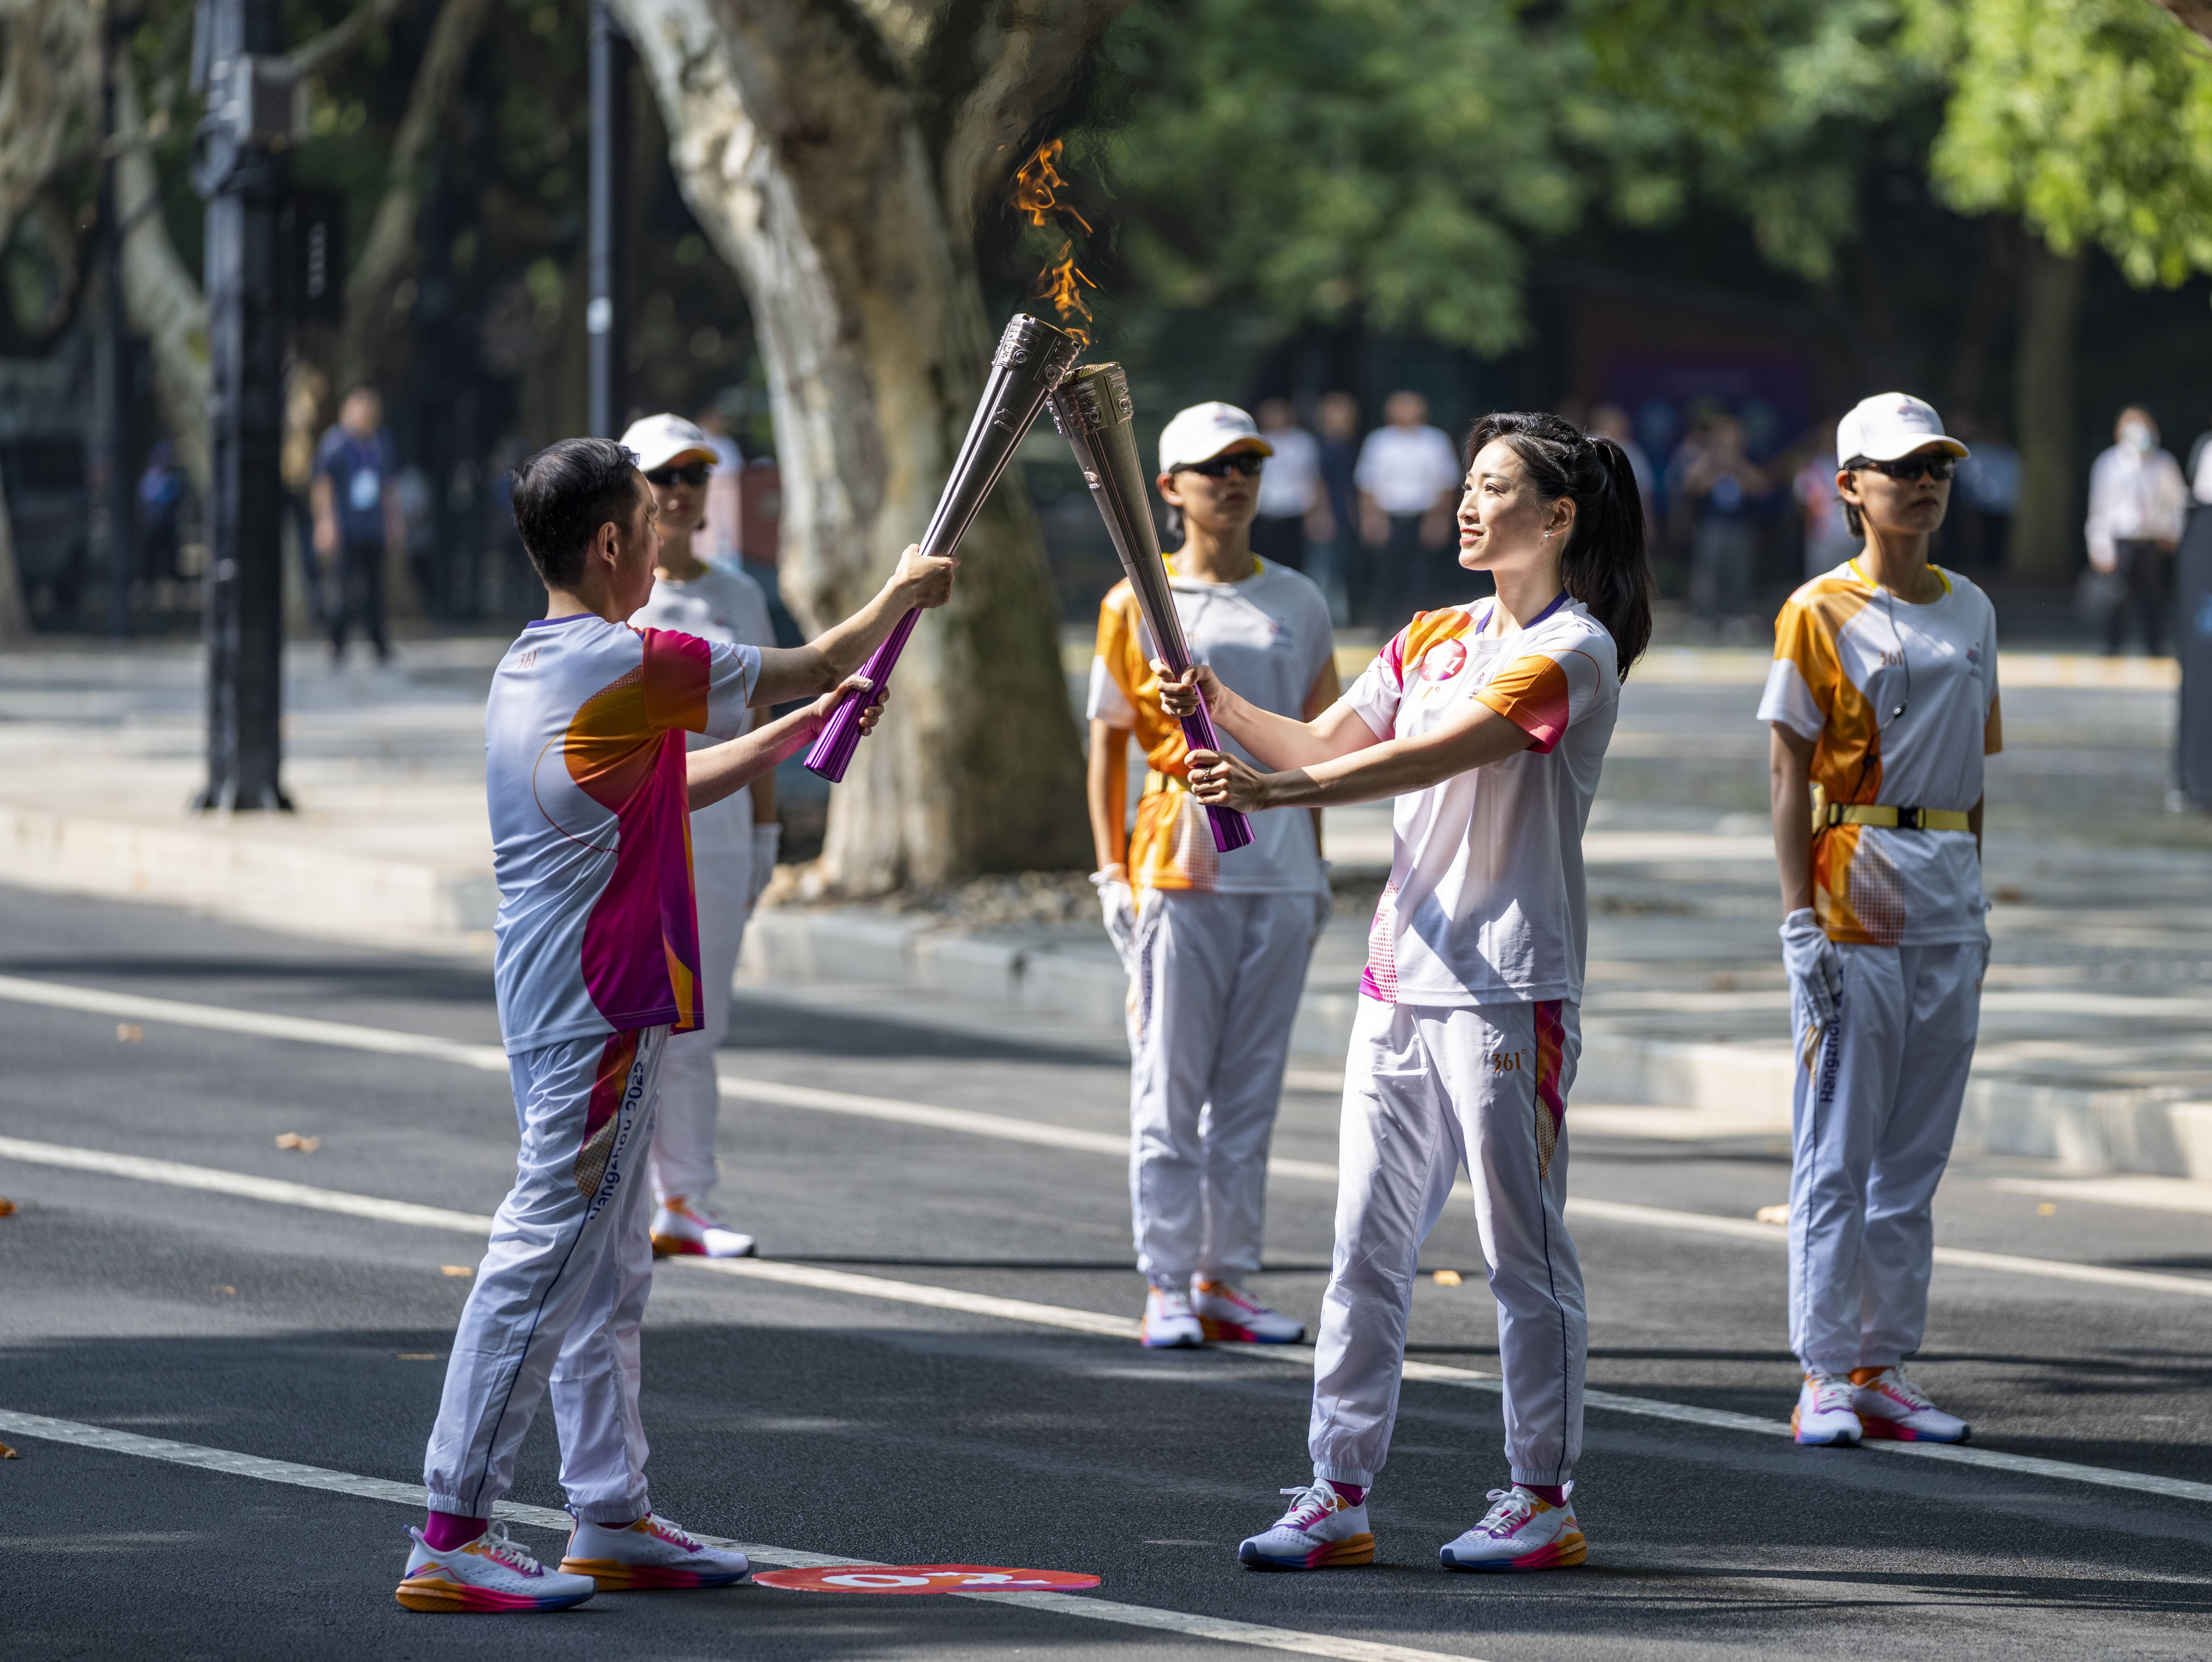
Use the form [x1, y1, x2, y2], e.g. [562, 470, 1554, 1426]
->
[807, 139, 1102, 783]
[803, 312, 1084, 782]
[1048, 363, 1253, 853]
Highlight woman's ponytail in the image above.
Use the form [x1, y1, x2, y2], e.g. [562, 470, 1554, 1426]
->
[1464, 412, 1654, 681]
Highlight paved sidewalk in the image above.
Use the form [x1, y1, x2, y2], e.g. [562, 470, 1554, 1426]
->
[1, 633, 2208, 1175]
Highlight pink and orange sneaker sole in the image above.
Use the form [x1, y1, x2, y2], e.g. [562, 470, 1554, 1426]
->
[558, 1555, 750, 1590]
[394, 1572, 593, 1613]
[1239, 1532, 1376, 1570]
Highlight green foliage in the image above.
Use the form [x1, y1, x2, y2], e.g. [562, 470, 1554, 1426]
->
[1907, 0, 2212, 287]
[1092, 0, 1939, 354]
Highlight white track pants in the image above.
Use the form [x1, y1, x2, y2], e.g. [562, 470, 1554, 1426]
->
[1126, 888, 1321, 1285]
[1310, 997, 1585, 1489]
[648, 836, 752, 1204]
[1789, 940, 1981, 1373]
[424, 1025, 668, 1524]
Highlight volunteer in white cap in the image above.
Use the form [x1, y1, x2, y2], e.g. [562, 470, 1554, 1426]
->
[622, 413, 778, 1259]
[1759, 392, 1998, 1447]
[1087, 400, 1339, 1349]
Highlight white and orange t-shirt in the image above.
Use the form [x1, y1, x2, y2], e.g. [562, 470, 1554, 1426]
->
[487, 614, 759, 1054]
[1758, 560, 1999, 946]
[1087, 559, 1334, 896]
[1344, 597, 1620, 1006]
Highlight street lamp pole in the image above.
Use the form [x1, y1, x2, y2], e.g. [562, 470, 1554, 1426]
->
[587, 0, 629, 439]
[191, 0, 291, 811]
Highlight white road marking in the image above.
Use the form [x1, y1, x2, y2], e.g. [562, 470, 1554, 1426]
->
[1992, 1174, 2212, 1216]
[0, 973, 2204, 1301]
[8, 1132, 2212, 1506]
[0, 1409, 1479, 1662]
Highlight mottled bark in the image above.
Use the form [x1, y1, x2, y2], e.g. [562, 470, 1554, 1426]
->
[2009, 241, 2086, 583]
[114, 59, 211, 498]
[615, 0, 1129, 891]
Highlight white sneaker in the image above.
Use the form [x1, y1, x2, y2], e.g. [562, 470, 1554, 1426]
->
[560, 1513, 751, 1590]
[395, 1522, 598, 1612]
[1793, 1373, 1863, 1446]
[1852, 1367, 1971, 1443]
[1141, 1285, 1204, 1348]
[1439, 1486, 1586, 1572]
[1237, 1481, 1375, 1570]
[650, 1197, 756, 1259]
[1191, 1279, 1307, 1344]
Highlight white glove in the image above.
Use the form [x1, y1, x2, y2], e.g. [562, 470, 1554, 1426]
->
[1780, 908, 1841, 1033]
[1093, 870, 1138, 969]
[749, 823, 781, 907]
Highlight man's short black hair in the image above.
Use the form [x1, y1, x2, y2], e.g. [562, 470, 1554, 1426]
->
[509, 438, 643, 589]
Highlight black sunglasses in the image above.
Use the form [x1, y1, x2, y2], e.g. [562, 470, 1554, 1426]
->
[645, 461, 711, 488]
[1178, 453, 1266, 479]
[1847, 453, 1955, 482]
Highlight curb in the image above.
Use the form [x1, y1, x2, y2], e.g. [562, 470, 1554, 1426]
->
[4, 798, 2206, 1184]
[0, 804, 498, 949]
[744, 909, 2212, 1183]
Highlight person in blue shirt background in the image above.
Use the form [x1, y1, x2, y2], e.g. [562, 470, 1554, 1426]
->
[312, 386, 403, 665]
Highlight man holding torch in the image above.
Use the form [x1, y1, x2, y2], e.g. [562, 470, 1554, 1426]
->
[1088, 402, 1339, 1350]
[397, 437, 952, 1613]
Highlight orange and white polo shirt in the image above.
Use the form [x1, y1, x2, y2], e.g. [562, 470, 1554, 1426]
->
[1757, 560, 2001, 946]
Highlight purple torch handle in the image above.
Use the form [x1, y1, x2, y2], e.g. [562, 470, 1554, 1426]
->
[1179, 695, 1255, 853]
[802, 608, 918, 782]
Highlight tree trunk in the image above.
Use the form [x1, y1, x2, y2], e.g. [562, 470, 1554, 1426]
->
[615, 0, 1127, 890]
[0, 452, 28, 638]
[2009, 240, 2087, 583]
[115, 60, 212, 499]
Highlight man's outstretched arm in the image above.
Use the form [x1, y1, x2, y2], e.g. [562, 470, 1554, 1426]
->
[751, 544, 957, 708]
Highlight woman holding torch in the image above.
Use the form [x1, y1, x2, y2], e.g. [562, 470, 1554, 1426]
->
[1089, 401, 1340, 1350]
[1160, 412, 1650, 1572]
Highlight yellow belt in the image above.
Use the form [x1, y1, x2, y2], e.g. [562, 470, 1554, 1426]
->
[1143, 769, 1184, 797]
[1824, 804, 1970, 833]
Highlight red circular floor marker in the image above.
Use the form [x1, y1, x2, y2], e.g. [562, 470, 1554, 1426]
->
[755, 1563, 1101, 1595]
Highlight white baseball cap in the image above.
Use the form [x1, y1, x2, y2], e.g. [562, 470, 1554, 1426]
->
[1836, 393, 1968, 465]
[1158, 402, 1274, 474]
[619, 413, 719, 474]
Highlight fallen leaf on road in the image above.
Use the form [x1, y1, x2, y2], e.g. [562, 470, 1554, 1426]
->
[440, 1266, 474, 1278]
[275, 1133, 321, 1152]
[1755, 1204, 1789, 1225]
[116, 1024, 143, 1042]
[1, 1441, 16, 1458]
[213, 1285, 236, 1295]
[0, 1197, 15, 1217]
[1432, 1269, 1463, 1287]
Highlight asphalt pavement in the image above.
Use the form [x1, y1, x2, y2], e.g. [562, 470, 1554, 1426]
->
[6, 881, 2212, 1660]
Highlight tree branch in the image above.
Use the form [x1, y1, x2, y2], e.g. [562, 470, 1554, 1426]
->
[339, 0, 498, 386]
[284, 0, 407, 80]
[0, 0, 98, 260]
[2155, 1, 2212, 47]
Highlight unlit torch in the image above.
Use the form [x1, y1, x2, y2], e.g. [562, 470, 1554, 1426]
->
[1048, 362, 1253, 854]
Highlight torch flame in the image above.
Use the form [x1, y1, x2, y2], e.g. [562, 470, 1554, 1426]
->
[1014, 140, 1095, 345]
[1013, 139, 1092, 234]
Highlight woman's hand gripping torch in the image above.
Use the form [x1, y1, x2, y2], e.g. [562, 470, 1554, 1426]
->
[1048, 362, 1253, 853]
